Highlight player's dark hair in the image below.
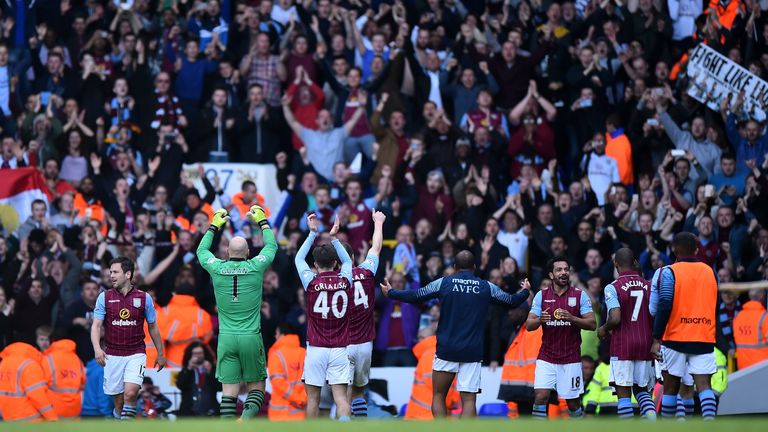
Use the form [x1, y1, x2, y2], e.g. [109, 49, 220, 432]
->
[278, 322, 297, 335]
[614, 248, 635, 270]
[454, 250, 475, 272]
[241, 180, 256, 190]
[672, 232, 698, 257]
[109, 256, 135, 280]
[546, 255, 569, 275]
[312, 244, 338, 270]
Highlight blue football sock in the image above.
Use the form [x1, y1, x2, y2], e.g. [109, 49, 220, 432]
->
[532, 404, 547, 419]
[569, 407, 583, 419]
[699, 389, 717, 420]
[120, 404, 136, 420]
[635, 391, 656, 419]
[661, 394, 677, 418]
[351, 397, 368, 417]
[617, 397, 634, 419]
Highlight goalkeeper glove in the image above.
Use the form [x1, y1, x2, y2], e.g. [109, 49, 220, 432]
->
[210, 209, 230, 231]
[247, 205, 270, 229]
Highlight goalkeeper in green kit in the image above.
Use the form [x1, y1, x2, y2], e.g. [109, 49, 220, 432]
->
[196, 205, 277, 420]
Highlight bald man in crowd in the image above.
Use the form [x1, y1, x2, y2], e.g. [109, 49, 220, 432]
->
[196, 206, 277, 420]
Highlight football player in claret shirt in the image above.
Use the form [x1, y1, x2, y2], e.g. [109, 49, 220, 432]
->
[342, 210, 385, 417]
[91, 257, 166, 420]
[526, 256, 596, 419]
[295, 214, 354, 421]
[597, 248, 657, 419]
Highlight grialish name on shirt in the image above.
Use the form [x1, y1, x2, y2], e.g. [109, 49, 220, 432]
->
[112, 319, 139, 326]
[314, 282, 346, 291]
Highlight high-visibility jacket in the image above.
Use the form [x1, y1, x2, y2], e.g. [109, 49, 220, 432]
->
[143, 305, 169, 368]
[162, 295, 213, 368]
[733, 300, 768, 371]
[41, 340, 85, 419]
[231, 192, 271, 219]
[0, 342, 59, 422]
[713, 348, 728, 396]
[267, 334, 306, 421]
[405, 336, 461, 420]
[663, 261, 717, 344]
[175, 203, 215, 233]
[605, 132, 634, 185]
[501, 327, 541, 391]
[583, 362, 618, 415]
[707, 0, 740, 29]
[73, 193, 107, 235]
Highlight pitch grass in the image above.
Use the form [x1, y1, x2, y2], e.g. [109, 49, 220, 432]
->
[2, 418, 767, 432]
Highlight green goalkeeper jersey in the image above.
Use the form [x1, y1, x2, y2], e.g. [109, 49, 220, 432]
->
[197, 227, 277, 335]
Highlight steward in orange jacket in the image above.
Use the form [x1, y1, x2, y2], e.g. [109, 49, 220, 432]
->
[162, 291, 213, 368]
[733, 292, 768, 370]
[499, 326, 542, 411]
[42, 339, 85, 419]
[404, 335, 460, 420]
[231, 180, 270, 221]
[0, 342, 59, 422]
[267, 325, 306, 421]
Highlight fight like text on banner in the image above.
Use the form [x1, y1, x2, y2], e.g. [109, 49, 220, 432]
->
[686, 43, 768, 121]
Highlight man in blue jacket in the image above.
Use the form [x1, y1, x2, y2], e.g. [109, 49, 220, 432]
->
[381, 250, 530, 419]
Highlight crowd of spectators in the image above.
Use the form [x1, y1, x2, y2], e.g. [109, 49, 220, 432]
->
[1, 0, 768, 390]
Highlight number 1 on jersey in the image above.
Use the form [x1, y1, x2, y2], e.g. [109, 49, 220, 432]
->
[629, 290, 643, 322]
[232, 275, 239, 302]
[353, 281, 369, 309]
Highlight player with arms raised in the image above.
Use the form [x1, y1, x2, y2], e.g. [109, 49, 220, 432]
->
[91, 257, 166, 420]
[380, 251, 530, 419]
[295, 214, 354, 421]
[526, 256, 596, 419]
[344, 210, 386, 417]
[597, 248, 656, 419]
[196, 205, 277, 420]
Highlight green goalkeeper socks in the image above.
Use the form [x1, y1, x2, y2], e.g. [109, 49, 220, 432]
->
[240, 389, 265, 420]
[220, 396, 237, 418]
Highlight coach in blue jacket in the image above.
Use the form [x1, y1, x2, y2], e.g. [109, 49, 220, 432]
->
[381, 250, 530, 419]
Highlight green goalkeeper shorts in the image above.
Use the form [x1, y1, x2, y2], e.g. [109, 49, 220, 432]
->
[216, 333, 267, 384]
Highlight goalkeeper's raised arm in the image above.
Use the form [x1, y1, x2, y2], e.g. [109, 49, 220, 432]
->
[197, 206, 277, 271]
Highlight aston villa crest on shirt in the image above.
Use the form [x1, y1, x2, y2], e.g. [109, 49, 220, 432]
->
[133, 297, 142, 308]
[568, 297, 576, 307]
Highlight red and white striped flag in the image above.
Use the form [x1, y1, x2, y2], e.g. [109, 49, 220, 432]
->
[0, 168, 51, 232]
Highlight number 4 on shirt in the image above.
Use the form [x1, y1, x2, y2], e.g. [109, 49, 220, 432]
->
[353, 281, 369, 308]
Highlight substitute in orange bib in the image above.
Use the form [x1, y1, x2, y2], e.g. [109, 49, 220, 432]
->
[733, 289, 768, 370]
[652, 232, 718, 420]
[267, 323, 306, 421]
[162, 285, 213, 368]
[42, 338, 86, 419]
[405, 330, 461, 420]
[0, 342, 59, 422]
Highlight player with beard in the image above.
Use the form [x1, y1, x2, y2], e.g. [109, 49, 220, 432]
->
[526, 256, 596, 419]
